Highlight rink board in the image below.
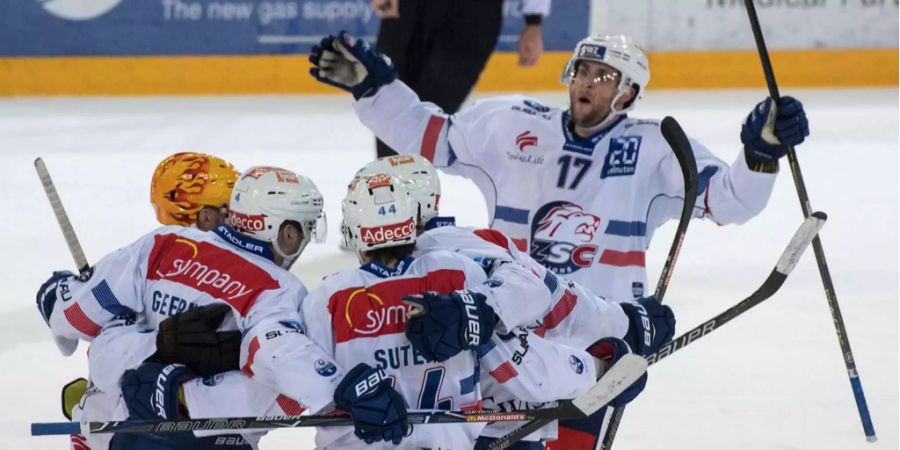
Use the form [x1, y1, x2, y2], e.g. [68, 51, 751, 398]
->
[1, 48, 897, 96]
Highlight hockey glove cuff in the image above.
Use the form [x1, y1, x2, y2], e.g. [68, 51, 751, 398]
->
[309, 31, 397, 100]
[404, 290, 498, 362]
[620, 296, 676, 357]
[36, 270, 75, 326]
[334, 363, 410, 445]
[741, 96, 809, 171]
[121, 362, 193, 420]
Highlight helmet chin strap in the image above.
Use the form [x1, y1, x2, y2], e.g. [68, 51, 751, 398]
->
[576, 104, 622, 135]
[610, 77, 638, 115]
[581, 79, 636, 133]
[273, 237, 308, 270]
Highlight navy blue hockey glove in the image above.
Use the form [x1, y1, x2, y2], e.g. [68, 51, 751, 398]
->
[741, 96, 809, 169]
[151, 303, 242, 377]
[334, 363, 410, 445]
[36, 270, 75, 326]
[404, 290, 498, 362]
[121, 362, 193, 420]
[309, 31, 397, 100]
[586, 337, 648, 407]
[620, 296, 675, 357]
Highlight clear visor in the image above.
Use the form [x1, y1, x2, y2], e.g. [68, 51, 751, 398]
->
[563, 58, 621, 86]
[560, 58, 576, 84]
[312, 211, 328, 243]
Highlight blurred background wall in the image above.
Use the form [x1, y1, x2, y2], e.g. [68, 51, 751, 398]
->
[0, 0, 896, 95]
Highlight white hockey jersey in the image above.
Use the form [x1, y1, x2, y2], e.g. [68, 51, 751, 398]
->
[301, 251, 598, 449]
[45, 225, 343, 438]
[355, 81, 777, 302]
[416, 224, 628, 349]
[414, 224, 630, 441]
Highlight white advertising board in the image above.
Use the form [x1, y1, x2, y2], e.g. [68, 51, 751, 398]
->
[590, 0, 898, 50]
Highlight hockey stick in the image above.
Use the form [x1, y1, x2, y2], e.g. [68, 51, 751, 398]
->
[600, 114, 700, 449]
[742, 1, 876, 442]
[35, 157, 89, 356]
[35, 158, 90, 274]
[651, 116, 700, 301]
[485, 212, 827, 450]
[31, 213, 825, 440]
[30, 354, 648, 436]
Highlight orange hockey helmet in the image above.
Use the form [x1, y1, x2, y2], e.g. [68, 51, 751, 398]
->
[150, 152, 239, 226]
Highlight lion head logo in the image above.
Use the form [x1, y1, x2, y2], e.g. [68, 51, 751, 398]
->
[530, 201, 602, 274]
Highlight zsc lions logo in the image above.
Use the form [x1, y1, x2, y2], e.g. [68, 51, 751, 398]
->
[569, 354, 585, 374]
[35, 0, 121, 21]
[530, 201, 601, 275]
[314, 359, 337, 377]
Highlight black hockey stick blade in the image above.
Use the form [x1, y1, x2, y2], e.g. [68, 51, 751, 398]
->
[660, 116, 700, 206]
[488, 213, 826, 450]
[654, 116, 699, 302]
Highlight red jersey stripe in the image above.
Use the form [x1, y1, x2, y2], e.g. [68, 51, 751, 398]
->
[598, 250, 646, 267]
[542, 289, 578, 330]
[276, 394, 306, 416]
[64, 304, 101, 337]
[489, 361, 519, 384]
[473, 228, 514, 252]
[460, 400, 484, 411]
[420, 115, 446, 163]
[510, 238, 528, 252]
[241, 336, 260, 377]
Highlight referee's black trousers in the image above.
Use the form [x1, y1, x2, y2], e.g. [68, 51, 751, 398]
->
[375, 0, 503, 157]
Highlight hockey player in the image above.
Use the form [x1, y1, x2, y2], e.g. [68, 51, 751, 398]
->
[309, 31, 809, 302]
[355, 154, 674, 448]
[57, 151, 241, 449]
[133, 168, 638, 449]
[36, 166, 396, 449]
[300, 172, 623, 449]
[311, 32, 808, 448]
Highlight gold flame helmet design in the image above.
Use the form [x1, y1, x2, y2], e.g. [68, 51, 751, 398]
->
[150, 152, 239, 226]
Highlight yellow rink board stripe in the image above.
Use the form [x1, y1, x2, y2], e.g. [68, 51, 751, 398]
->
[0, 49, 896, 96]
[476, 49, 898, 91]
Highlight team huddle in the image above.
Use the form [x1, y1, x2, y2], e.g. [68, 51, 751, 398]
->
[36, 30, 809, 450]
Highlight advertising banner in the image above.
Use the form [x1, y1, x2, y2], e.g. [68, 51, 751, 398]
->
[0, 0, 589, 56]
[597, 0, 898, 50]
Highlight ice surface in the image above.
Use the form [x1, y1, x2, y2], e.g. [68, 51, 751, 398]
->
[1, 88, 896, 449]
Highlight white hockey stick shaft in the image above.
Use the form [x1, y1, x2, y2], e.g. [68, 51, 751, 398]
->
[35, 158, 89, 273]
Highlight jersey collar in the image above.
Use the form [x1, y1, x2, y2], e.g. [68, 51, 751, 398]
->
[424, 216, 456, 230]
[360, 256, 415, 278]
[213, 224, 276, 263]
[561, 111, 626, 156]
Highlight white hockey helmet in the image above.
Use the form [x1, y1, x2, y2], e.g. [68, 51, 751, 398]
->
[353, 154, 441, 226]
[342, 173, 417, 254]
[228, 166, 326, 268]
[561, 34, 650, 114]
